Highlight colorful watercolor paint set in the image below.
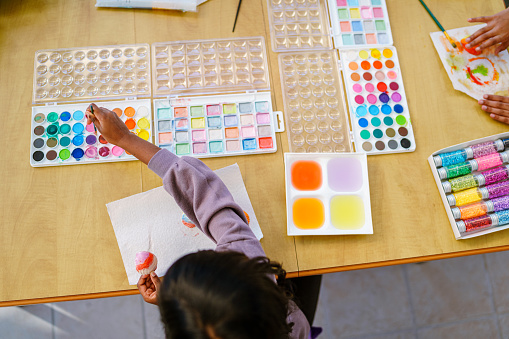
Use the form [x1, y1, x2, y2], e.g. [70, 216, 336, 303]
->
[285, 153, 372, 235]
[30, 100, 152, 167]
[152, 37, 284, 158]
[267, 0, 333, 52]
[340, 47, 415, 153]
[153, 92, 282, 157]
[31, 44, 153, 167]
[279, 50, 353, 153]
[428, 132, 509, 239]
[327, 0, 393, 48]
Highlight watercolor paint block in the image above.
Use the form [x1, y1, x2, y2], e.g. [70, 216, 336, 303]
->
[327, 0, 393, 48]
[153, 92, 280, 159]
[428, 132, 509, 240]
[284, 153, 373, 235]
[278, 50, 353, 153]
[30, 99, 152, 167]
[340, 47, 416, 155]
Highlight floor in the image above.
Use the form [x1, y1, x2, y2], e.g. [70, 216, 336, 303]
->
[2, 251, 509, 339]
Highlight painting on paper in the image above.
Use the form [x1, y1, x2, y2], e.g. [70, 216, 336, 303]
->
[430, 24, 509, 100]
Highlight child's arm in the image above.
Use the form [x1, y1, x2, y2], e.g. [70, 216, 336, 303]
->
[466, 8, 509, 54]
[86, 104, 265, 258]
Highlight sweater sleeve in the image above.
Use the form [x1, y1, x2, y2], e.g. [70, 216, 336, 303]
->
[147, 149, 265, 258]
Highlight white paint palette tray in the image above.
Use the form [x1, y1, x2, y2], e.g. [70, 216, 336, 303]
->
[284, 153, 373, 235]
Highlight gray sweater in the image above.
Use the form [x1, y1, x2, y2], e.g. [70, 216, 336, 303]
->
[148, 149, 310, 339]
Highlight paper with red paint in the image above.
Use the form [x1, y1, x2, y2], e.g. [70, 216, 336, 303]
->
[431, 25, 509, 100]
[106, 163, 263, 285]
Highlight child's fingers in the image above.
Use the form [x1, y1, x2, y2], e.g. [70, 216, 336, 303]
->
[465, 25, 491, 46]
[480, 103, 509, 117]
[150, 272, 161, 289]
[495, 41, 509, 55]
[490, 113, 509, 125]
[478, 35, 502, 51]
[483, 94, 509, 103]
[468, 16, 491, 24]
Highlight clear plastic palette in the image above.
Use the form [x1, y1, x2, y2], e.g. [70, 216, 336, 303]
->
[33, 44, 151, 103]
[327, 0, 393, 49]
[267, 0, 333, 52]
[279, 50, 353, 153]
[340, 47, 416, 154]
[284, 153, 373, 235]
[152, 37, 270, 96]
[153, 92, 283, 158]
[30, 99, 152, 167]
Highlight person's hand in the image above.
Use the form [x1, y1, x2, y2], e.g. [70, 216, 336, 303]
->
[85, 103, 132, 147]
[478, 94, 509, 124]
[137, 272, 161, 305]
[466, 8, 509, 54]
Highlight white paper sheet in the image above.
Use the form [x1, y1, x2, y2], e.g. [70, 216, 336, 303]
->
[106, 163, 263, 285]
[430, 25, 509, 100]
[96, 0, 209, 11]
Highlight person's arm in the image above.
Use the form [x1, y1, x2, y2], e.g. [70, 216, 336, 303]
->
[466, 8, 509, 54]
[86, 104, 265, 257]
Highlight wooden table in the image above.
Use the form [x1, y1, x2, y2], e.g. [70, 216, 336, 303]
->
[0, 0, 507, 307]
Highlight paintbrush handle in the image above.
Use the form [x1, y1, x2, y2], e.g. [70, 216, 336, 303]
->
[418, 0, 446, 32]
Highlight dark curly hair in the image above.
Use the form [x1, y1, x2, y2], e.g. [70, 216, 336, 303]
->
[157, 250, 294, 339]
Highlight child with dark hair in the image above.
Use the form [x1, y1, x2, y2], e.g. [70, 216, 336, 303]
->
[86, 104, 320, 339]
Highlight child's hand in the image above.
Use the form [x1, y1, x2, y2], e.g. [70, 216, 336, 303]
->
[137, 272, 160, 305]
[466, 8, 509, 54]
[85, 103, 132, 147]
[479, 94, 509, 124]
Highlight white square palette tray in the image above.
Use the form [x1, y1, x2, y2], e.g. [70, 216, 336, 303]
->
[284, 153, 373, 235]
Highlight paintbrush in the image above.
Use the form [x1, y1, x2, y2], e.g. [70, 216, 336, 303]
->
[88, 105, 98, 135]
[232, 0, 243, 32]
[418, 0, 457, 48]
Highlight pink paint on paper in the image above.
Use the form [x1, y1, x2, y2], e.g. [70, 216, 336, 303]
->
[135, 251, 158, 275]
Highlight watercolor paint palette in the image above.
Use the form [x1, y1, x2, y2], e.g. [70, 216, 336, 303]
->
[267, 0, 333, 52]
[30, 100, 152, 167]
[327, 0, 393, 48]
[340, 47, 415, 154]
[153, 92, 283, 157]
[285, 153, 372, 235]
[279, 50, 353, 153]
[429, 132, 509, 239]
[152, 37, 270, 96]
[33, 44, 151, 103]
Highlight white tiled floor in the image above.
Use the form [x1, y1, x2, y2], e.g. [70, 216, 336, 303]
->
[3, 252, 509, 339]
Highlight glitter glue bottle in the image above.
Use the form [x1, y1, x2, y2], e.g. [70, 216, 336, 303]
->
[451, 195, 509, 219]
[433, 139, 504, 167]
[447, 180, 509, 206]
[438, 151, 509, 180]
[442, 165, 509, 193]
[456, 209, 509, 233]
